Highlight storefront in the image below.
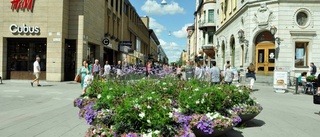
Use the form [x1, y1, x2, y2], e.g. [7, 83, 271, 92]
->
[7, 38, 47, 79]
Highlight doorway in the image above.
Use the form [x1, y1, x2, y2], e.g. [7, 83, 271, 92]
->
[64, 39, 76, 81]
[255, 42, 275, 75]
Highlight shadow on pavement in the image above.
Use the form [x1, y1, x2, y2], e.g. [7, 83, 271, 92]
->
[314, 111, 320, 115]
[67, 82, 78, 84]
[40, 85, 55, 87]
[252, 89, 259, 92]
[221, 129, 244, 137]
[236, 119, 265, 128]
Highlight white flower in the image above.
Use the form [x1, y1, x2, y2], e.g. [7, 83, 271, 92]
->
[206, 113, 214, 120]
[189, 96, 192, 99]
[163, 82, 167, 85]
[147, 105, 151, 109]
[139, 112, 145, 118]
[109, 88, 113, 90]
[97, 94, 101, 99]
[196, 100, 200, 104]
[186, 105, 189, 108]
[134, 104, 140, 109]
[147, 119, 151, 123]
[213, 112, 220, 119]
[163, 87, 167, 90]
[107, 95, 110, 99]
[201, 98, 205, 104]
[173, 108, 181, 113]
[168, 112, 173, 118]
[162, 106, 167, 109]
[83, 96, 89, 99]
[154, 130, 160, 134]
[239, 90, 243, 93]
[194, 88, 199, 91]
[168, 99, 172, 104]
[151, 92, 155, 94]
[147, 97, 152, 100]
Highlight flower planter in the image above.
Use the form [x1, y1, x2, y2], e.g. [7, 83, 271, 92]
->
[238, 113, 259, 124]
[192, 126, 233, 137]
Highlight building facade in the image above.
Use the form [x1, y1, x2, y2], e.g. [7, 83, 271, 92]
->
[188, 0, 217, 65]
[215, 0, 320, 76]
[0, 0, 165, 81]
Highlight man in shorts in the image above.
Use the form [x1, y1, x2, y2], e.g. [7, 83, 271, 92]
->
[31, 57, 41, 87]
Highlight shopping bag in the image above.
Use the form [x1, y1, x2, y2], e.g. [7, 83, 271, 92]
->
[74, 74, 81, 83]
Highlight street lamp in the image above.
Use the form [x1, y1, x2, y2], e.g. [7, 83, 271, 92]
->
[270, 26, 277, 35]
[161, 0, 167, 5]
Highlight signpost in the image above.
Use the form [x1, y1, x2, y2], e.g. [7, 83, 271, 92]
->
[102, 38, 109, 45]
[273, 71, 288, 93]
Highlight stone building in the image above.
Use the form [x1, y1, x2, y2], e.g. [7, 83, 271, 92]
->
[215, 0, 320, 76]
[0, 0, 164, 81]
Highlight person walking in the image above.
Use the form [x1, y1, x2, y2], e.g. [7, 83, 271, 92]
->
[176, 65, 182, 80]
[210, 61, 221, 86]
[223, 64, 234, 85]
[92, 59, 101, 79]
[246, 63, 256, 91]
[310, 62, 317, 76]
[223, 60, 230, 72]
[103, 60, 111, 80]
[78, 60, 90, 94]
[31, 57, 41, 87]
[194, 63, 204, 81]
[146, 60, 152, 78]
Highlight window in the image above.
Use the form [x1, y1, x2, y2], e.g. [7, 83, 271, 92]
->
[116, 0, 118, 11]
[295, 42, 308, 67]
[208, 10, 214, 23]
[296, 12, 308, 26]
[203, 11, 206, 23]
[120, 0, 122, 15]
[208, 32, 214, 44]
[136, 37, 141, 52]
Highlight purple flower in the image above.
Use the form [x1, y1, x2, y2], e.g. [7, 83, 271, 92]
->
[84, 102, 97, 125]
[75, 98, 83, 107]
[196, 118, 214, 134]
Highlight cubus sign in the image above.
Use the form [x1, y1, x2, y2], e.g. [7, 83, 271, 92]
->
[11, 0, 34, 11]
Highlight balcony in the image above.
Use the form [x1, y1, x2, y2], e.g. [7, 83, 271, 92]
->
[198, 20, 215, 30]
[201, 45, 215, 59]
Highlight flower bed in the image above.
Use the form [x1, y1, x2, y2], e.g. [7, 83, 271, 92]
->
[73, 77, 262, 136]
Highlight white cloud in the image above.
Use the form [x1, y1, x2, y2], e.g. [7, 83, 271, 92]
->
[149, 17, 166, 36]
[159, 39, 187, 62]
[172, 23, 193, 38]
[141, 0, 185, 15]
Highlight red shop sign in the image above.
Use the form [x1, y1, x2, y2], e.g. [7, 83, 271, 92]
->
[11, 0, 34, 11]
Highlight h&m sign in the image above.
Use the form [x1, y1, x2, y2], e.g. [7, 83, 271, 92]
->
[11, 0, 34, 11]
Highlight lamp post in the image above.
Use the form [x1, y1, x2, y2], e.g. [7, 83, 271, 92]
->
[270, 26, 280, 60]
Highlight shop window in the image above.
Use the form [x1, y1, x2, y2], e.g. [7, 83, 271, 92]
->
[295, 42, 308, 67]
[7, 38, 47, 72]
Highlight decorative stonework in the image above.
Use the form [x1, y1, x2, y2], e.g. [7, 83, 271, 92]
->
[293, 8, 313, 29]
[253, 2, 274, 29]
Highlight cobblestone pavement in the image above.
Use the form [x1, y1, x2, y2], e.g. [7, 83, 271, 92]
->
[0, 78, 319, 137]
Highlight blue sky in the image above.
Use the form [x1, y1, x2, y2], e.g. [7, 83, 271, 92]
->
[130, 0, 195, 62]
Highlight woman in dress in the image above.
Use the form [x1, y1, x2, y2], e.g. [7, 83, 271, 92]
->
[78, 60, 90, 94]
[246, 63, 256, 91]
